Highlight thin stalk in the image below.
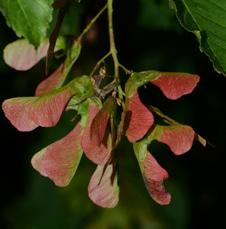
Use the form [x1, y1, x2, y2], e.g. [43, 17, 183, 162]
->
[119, 63, 132, 75]
[107, 0, 119, 81]
[150, 105, 208, 147]
[150, 105, 180, 125]
[90, 51, 111, 76]
[59, 4, 107, 86]
[78, 3, 107, 41]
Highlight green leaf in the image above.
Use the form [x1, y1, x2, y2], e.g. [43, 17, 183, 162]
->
[171, 0, 226, 75]
[0, 0, 54, 47]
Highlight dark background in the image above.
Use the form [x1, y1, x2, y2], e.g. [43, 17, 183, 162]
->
[0, 0, 226, 228]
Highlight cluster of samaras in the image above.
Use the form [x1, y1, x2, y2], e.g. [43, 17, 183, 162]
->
[2, 39, 205, 208]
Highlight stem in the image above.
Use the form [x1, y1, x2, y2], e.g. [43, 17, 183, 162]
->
[119, 63, 132, 75]
[107, 0, 119, 81]
[60, 4, 107, 85]
[90, 51, 111, 76]
[78, 3, 107, 41]
[149, 105, 180, 125]
[150, 105, 208, 147]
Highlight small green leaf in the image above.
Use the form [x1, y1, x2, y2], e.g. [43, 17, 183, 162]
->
[171, 0, 226, 75]
[0, 0, 54, 47]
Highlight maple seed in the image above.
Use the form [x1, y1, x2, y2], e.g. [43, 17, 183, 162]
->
[157, 125, 195, 155]
[143, 153, 171, 205]
[81, 104, 111, 165]
[151, 73, 200, 100]
[90, 100, 112, 146]
[36, 64, 64, 96]
[88, 164, 119, 208]
[126, 93, 154, 142]
[31, 123, 83, 187]
[3, 38, 64, 71]
[2, 89, 72, 131]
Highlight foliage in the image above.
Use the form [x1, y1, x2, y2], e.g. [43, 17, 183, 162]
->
[0, 0, 54, 47]
[170, 0, 226, 75]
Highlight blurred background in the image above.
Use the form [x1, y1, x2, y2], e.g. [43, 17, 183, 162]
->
[0, 0, 226, 228]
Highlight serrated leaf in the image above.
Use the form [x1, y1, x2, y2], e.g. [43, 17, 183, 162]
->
[171, 0, 226, 75]
[0, 0, 54, 47]
[31, 122, 83, 187]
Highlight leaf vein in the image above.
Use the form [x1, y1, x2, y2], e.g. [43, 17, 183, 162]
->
[16, 0, 35, 40]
